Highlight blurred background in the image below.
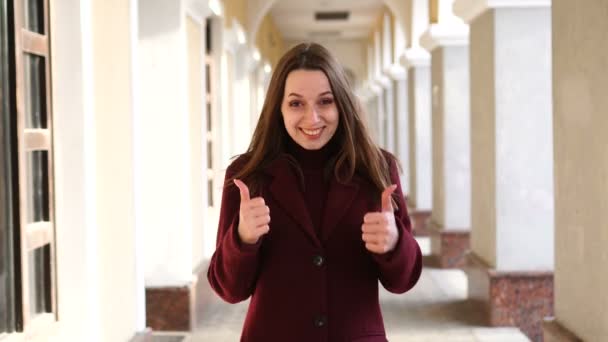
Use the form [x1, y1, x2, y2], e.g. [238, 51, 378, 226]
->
[0, 0, 605, 341]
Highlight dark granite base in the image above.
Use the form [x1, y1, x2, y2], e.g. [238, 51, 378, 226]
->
[429, 222, 470, 268]
[543, 317, 583, 342]
[146, 286, 191, 331]
[465, 252, 554, 342]
[146, 262, 210, 332]
[409, 209, 431, 236]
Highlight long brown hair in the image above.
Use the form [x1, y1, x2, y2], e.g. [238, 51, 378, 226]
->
[228, 42, 395, 199]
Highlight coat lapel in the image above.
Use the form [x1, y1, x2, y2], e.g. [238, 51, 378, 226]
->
[264, 156, 320, 248]
[320, 175, 360, 242]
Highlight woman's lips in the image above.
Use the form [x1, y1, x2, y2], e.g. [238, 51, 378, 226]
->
[300, 127, 324, 139]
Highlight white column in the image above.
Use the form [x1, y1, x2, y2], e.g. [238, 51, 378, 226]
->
[93, 0, 139, 340]
[389, 64, 410, 195]
[375, 75, 394, 152]
[224, 19, 250, 157]
[185, 9, 207, 273]
[551, 0, 608, 339]
[411, 0, 430, 49]
[420, 4, 471, 232]
[403, 48, 432, 211]
[454, 0, 554, 271]
[51, 0, 104, 339]
[138, 0, 195, 286]
[380, 13, 396, 153]
[372, 85, 385, 148]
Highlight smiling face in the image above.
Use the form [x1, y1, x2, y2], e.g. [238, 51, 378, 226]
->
[281, 69, 339, 150]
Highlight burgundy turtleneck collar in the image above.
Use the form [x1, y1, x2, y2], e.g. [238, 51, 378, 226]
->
[286, 137, 337, 171]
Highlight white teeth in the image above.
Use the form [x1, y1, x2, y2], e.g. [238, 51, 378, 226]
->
[302, 128, 322, 136]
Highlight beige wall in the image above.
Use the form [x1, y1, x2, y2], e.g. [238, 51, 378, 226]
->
[469, 11, 496, 267]
[553, 0, 608, 340]
[255, 14, 285, 66]
[224, 0, 247, 29]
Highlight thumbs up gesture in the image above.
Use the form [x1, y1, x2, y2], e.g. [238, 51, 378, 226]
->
[361, 185, 399, 254]
[234, 179, 271, 244]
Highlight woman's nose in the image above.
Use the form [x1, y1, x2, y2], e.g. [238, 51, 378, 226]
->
[305, 106, 321, 123]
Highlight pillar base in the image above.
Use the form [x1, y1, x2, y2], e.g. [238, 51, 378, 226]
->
[409, 209, 432, 236]
[465, 252, 554, 342]
[145, 261, 209, 331]
[429, 222, 470, 268]
[542, 317, 583, 342]
[129, 328, 152, 342]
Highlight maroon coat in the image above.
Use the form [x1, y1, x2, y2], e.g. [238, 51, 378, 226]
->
[207, 152, 422, 342]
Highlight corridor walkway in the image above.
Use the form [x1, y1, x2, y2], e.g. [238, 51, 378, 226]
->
[187, 238, 530, 342]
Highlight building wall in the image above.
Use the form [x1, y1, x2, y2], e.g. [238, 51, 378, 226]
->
[470, 10, 496, 267]
[553, 0, 608, 339]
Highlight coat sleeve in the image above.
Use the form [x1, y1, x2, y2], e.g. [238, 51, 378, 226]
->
[207, 158, 263, 303]
[371, 154, 423, 294]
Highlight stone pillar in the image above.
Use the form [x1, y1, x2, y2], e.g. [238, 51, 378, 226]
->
[92, 0, 141, 340]
[138, 0, 210, 332]
[51, 0, 144, 339]
[543, 0, 608, 341]
[403, 48, 432, 236]
[454, 1, 554, 340]
[420, 16, 471, 269]
[378, 75, 394, 152]
[371, 84, 386, 147]
[389, 64, 410, 197]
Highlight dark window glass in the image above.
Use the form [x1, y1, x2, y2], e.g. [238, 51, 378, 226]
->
[1, 0, 17, 333]
[27, 244, 51, 315]
[23, 0, 44, 34]
[205, 64, 211, 94]
[24, 53, 47, 129]
[26, 151, 49, 223]
[207, 180, 213, 207]
[206, 103, 211, 132]
[206, 141, 213, 170]
[205, 18, 212, 54]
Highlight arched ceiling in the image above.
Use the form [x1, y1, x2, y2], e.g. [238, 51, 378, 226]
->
[248, 0, 409, 46]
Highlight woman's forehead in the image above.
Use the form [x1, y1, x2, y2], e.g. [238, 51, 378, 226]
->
[284, 69, 332, 95]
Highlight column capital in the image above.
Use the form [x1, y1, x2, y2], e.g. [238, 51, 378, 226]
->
[388, 64, 407, 81]
[453, 0, 551, 23]
[420, 23, 470, 52]
[400, 47, 430, 69]
[370, 83, 384, 96]
[375, 74, 393, 89]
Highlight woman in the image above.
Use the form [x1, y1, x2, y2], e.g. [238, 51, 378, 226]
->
[207, 42, 422, 342]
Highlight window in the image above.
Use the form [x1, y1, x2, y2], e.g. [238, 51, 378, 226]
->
[1, 0, 57, 337]
[205, 18, 215, 209]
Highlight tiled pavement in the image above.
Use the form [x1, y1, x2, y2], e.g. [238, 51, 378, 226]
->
[182, 238, 530, 342]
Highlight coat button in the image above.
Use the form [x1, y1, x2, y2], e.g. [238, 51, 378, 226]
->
[312, 255, 324, 267]
[314, 315, 327, 328]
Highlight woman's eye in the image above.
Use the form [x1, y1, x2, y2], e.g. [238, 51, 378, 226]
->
[289, 101, 302, 108]
[320, 98, 334, 105]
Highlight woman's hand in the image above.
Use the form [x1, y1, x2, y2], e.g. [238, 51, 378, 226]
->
[234, 179, 271, 244]
[362, 185, 399, 254]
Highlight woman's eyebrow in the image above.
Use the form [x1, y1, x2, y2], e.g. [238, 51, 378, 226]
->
[287, 91, 333, 97]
